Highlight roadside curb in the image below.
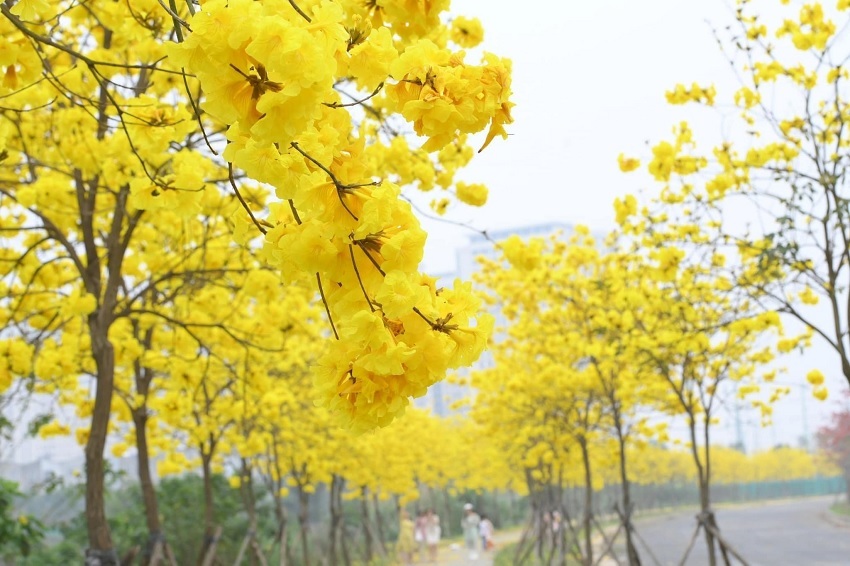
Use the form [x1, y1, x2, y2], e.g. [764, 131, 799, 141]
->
[820, 510, 850, 530]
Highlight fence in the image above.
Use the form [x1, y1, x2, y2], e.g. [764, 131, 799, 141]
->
[591, 476, 846, 514]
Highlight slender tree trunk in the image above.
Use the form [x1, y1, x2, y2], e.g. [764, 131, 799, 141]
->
[340, 518, 352, 566]
[360, 489, 373, 563]
[515, 470, 540, 566]
[578, 436, 593, 566]
[687, 415, 716, 566]
[273, 489, 290, 566]
[81, 25, 122, 561]
[133, 408, 163, 565]
[297, 485, 311, 566]
[237, 459, 267, 566]
[614, 412, 640, 566]
[372, 492, 387, 554]
[278, 524, 288, 566]
[198, 449, 217, 566]
[131, 324, 163, 566]
[85, 329, 119, 565]
[328, 475, 343, 566]
[268, 442, 290, 566]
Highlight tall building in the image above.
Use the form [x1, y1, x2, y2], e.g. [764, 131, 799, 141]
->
[417, 222, 573, 416]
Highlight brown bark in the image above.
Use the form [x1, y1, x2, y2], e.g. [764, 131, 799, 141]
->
[197, 448, 217, 566]
[84, 326, 119, 566]
[613, 409, 641, 566]
[360, 489, 372, 563]
[578, 436, 593, 566]
[372, 492, 387, 555]
[687, 413, 716, 566]
[328, 475, 344, 566]
[297, 485, 311, 566]
[131, 322, 164, 565]
[133, 408, 163, 562]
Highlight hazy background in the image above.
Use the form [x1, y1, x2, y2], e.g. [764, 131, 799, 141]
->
[418, 0, 849, 451]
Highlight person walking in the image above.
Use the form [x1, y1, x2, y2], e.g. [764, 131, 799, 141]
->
[414, 510, 427, 562]
[461, 503, 481, 561]
[424, 509, 441, 563]
[479, 513, 494, 552]
[396, 509, 416, 565]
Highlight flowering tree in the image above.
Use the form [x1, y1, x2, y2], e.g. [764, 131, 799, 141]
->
[620, 0, 850, 395]
[0, 0, 513, 562]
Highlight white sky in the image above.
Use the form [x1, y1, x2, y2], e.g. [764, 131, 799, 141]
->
[422, 0, 737, 270]
[418, 0, 850, 451]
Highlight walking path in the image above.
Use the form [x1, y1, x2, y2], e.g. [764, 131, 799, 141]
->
[405, 528, 521, 566]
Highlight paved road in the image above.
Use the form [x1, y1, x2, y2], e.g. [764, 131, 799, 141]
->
[612, 496, 850, 566]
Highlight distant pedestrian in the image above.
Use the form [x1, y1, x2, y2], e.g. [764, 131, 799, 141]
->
[414, 509, 427, 561]
[479, 513, 494, 552]
[396, 509, 415, 565]
[424, 508, 441, 563]
[461, 503, 481, 561]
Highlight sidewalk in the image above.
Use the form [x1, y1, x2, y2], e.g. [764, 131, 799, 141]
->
[407, 528, 521, 566]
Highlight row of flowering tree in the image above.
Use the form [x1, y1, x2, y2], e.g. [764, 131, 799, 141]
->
[0, 0, 513, 563]
[470, 223, 818, 566]
[471, 1, 850, 564]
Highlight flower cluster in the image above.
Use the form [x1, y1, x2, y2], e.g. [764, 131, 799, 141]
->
[167, 0, 511, 428]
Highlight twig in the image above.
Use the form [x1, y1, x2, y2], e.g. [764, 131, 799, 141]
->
[288, 199, 302, 224]
[228, 163, 267, 235]
[290, 141, 380, 221]
[287, 0, 311, 22]
[399, 193, 494, 243]
[349, 244, 375, 312]
[161, 0, 191, 38]
[182, 69, 217, 154]
[316, 272, 339, 340]
[325, 83, 383, 109]
[355, 241, 386, 276]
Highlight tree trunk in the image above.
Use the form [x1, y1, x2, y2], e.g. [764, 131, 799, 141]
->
[372, 492, 387, 554]
[328, 475, 343, 566]
[687, 414, 716, 566]
[614, 412, 641, 566]
[514, 470, 539, 566]
[197, 450, 217, 566]
[236, 459, 267, 566]
[360, 489, 372, 563]
[269, 442, 290, 566]
[84, 329, 119, 566]
[131, 324, 163, 566]
[578, 436, 594, 566]
[133, 408, 163, 565]
[297, 485, 311, 566]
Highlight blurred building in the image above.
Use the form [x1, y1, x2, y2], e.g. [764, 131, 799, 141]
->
[417, 222, 573, 417]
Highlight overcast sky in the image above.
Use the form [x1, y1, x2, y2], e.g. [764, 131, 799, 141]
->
[421, 1, 738, 271]
[418, 1, 850, 450]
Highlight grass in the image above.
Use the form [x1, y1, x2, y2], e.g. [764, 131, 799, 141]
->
[830, 500, 850, 516]
[494, 542, 542, 566]
[493, 539, 584, 566]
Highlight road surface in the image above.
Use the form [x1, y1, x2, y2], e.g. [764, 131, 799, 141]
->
[612, 496, 850, 566]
